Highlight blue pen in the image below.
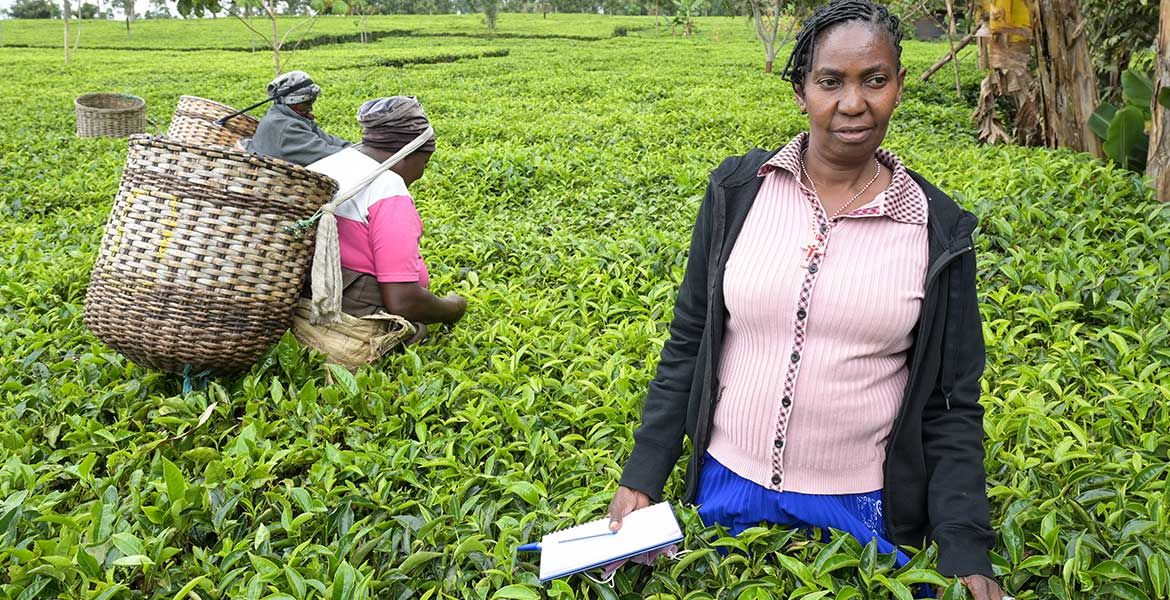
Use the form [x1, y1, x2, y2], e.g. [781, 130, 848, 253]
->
[517, 543, 541, 552]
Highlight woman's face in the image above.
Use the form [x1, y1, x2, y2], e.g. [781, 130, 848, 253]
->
[398, 151, 432, 186]
[290, 101, 316, 120]
[794, 21, 905, 164]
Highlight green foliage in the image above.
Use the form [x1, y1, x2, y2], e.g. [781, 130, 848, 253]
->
[3, 0, 61, 19]
[1091, 67, 1155, 173]
[1082, 0, 1159, 102]
[482, 0, 499, 31]
[0, 14, 652, 49]
[670, 0, 700, 35]
[0, 14, 1167, 600]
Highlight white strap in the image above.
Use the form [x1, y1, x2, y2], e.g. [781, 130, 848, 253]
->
[327, 130, 433, 216]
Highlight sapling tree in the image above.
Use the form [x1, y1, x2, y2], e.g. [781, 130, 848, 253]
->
[745, 0, 810, 73]
[178, 0, 347, 76]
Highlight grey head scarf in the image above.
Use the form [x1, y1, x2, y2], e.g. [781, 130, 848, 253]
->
[356, 96, 437, 153]
[268, 71, 321, 106]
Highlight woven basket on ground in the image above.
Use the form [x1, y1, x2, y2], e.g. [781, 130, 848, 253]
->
[84, 134, 338, 375]
[75, 93, 147, 138]
[167, 95, 260, 148]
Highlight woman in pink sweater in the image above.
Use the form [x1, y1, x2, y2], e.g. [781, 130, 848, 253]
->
[608, 2, 1006, 599]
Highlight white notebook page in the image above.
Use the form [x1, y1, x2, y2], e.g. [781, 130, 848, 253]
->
[538, 502, 683, 582]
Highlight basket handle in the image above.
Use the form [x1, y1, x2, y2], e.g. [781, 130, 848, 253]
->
[214, 78, 317, 127]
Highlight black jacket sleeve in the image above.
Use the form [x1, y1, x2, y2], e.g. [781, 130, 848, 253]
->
[922, 248, 996, 577]
[618, 175, 717, 501]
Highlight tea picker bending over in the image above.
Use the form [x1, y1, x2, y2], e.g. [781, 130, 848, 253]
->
[605, 1, 1007, 598]
[292, 96, 466, 367]
[243, 71, 352, 166]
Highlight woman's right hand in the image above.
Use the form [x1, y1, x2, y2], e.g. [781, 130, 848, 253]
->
[607, 485, 652, 532]
[444, 293, 467, 323]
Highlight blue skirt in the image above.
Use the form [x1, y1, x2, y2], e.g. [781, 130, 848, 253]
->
[695, 453, 911, 566]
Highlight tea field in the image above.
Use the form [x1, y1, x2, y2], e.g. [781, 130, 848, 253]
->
[1, 13, 1169, 600]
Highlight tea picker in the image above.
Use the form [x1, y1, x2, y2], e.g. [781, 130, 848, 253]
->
[235, 71, 354, 166]
[212, 75, 317, 127]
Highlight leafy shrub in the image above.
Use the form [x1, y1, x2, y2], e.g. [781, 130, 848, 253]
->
[1090, 67, 1170, 173]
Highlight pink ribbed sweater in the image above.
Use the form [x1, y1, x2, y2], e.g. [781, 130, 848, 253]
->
[705, 134, 929, 495]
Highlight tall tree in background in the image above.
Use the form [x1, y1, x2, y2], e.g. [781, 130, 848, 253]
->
[1150, 0, 1170, 202]
[1025, 0, 1101, 157]
[4, 0, 60, 17]
[482, 0, 498, 30]
[145, 0, 171, 17]
[123, 0, 133, 31]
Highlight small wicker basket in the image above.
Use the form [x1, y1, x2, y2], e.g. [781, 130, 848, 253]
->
[84, 134, 338, 375]
[167, 95, 260, 148]
[75, 93, 147, 138]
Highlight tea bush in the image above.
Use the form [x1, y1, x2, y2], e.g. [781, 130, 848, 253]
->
[1, 15, 1167, 600]
[0, 13, 651, 49]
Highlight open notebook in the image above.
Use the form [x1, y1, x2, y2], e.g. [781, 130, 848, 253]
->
[537, 502, 683, 582]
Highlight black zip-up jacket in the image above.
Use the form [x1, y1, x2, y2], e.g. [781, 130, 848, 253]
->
[619, 149, 996, 578]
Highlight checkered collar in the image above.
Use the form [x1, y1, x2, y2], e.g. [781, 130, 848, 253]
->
[757, 132, 928, 225]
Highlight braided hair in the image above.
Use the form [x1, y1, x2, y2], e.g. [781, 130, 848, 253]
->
[781, 0, 903, 86]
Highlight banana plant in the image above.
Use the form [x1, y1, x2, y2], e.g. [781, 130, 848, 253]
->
[670, 0, 701, 36]
[1089, 67, 1170, 173]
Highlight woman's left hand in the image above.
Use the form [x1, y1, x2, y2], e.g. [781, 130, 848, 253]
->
[960, 574, 1008, 600]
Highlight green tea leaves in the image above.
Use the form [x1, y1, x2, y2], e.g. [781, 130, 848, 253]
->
[1, 12, 1167, 600]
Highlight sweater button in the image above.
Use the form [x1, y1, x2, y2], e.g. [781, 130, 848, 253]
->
[782, 396, 791, 407]
[790, 351, 800, 363]
[796, 308, 806, 320]
[774, 438, 784, 449]
[808, 263, 819, 274]
[820, 224, 828, 234]
[771, 474, 782, 485]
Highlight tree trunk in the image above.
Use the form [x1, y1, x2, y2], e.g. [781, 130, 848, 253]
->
[63, 0, 70, 64]
[943, 0, 962, 98]
[748, 0, 780, 74]
[1149, 0, 1170, 202]
[1026, 0, 1101, 157]
[269, 0, 281, 76]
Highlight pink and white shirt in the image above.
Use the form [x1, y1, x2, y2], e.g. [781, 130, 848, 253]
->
[705, 133, 930, 495]
[308, 147, 429, 287]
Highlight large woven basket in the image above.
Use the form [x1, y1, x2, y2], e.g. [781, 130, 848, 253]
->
[75, 93, 147, 138]
[167, 96, 260, 148]
[84, 135, 338, 374]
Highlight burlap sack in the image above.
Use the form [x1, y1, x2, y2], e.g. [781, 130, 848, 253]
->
[291, 299, 415, 368]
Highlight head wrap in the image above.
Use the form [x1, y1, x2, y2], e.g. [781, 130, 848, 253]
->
[356, 96, 437, 153]
[268, 71, 321, 106]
